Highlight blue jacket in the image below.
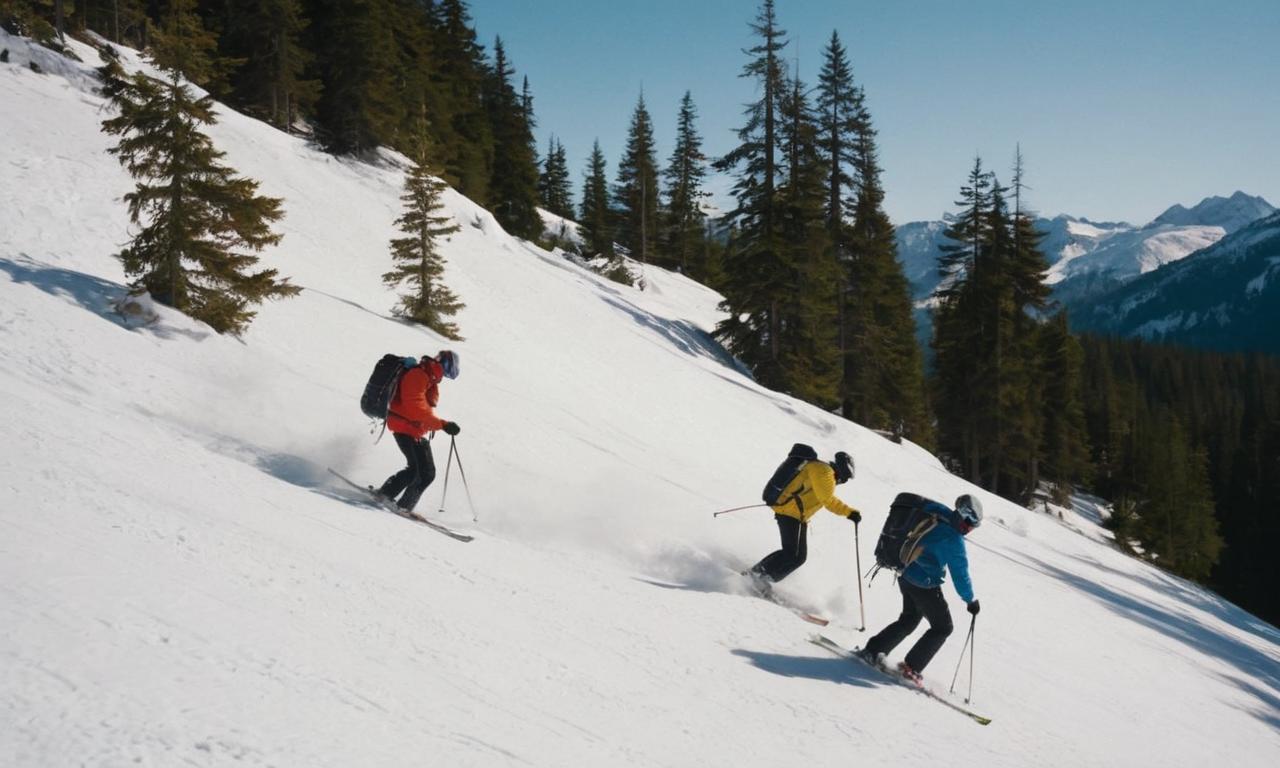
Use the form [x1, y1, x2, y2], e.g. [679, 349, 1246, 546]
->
[901, 502, 975, 603]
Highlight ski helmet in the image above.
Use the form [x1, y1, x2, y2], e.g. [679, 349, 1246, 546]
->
[955, 494, 983, 532]
[437, 350, 460, 380]
[831, 451, 854, 484]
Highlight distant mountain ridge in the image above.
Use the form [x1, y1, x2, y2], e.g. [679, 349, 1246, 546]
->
[895, 191, 1276, 307]
[1070, 212, 1280, 353]
[1150, 191, 1276, 233]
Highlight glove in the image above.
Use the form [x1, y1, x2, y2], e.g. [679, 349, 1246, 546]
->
[967, 600, 980, 616]
[443, 421, 460, 436]
[847, 510, 862, 524]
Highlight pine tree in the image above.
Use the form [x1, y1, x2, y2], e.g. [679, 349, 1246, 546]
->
[1039, 312, 1092, 502]
[932, 158, 993, 480]
[100, 57, 297, 335]
[1002, 148, 1053, 498]
[614, 92, 659, 272]
[1136, 414, 1224, 580]
[310, 0, 402, 154]
[714, 0, 789, 387]
[484, 36, 540, 237]
[776, 71, 839, 407]
[579, 139, 614, 258]
[843, 92, 930, 445]
[816, 30, 865, 238]
[147, 0, 241, 96]
[1, 0, 58, 43]
[538, 136, 573, 219]
[662, 90, 708, 276]
[218, 0, 319, 132]
[384, 112, 464, 339]
[426, 0, 493, 202]
[73, 0, 145, 45]
[931, 154, 1050, 497]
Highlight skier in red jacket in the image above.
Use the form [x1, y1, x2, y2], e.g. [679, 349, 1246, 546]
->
[376, 350, 461, 512]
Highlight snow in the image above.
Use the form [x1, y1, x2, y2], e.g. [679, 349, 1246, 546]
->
[1152, 192, 1277, 234]
[1134, 312, 1192, 338]
[1245, 258, 1280, 295]
[1064, 219, 1111, 239]
[537, 208, 583, 248]
[1045, 223, 1224, 286]
[3, 30, 1279, 767]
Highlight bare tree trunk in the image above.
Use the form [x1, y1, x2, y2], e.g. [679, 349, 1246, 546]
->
[55, 0, 66, 42]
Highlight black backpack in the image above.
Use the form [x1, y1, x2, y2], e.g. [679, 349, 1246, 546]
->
[872, 492, 942, 574]
[361, 354, 409, 420]
[761, 443, 819, 507]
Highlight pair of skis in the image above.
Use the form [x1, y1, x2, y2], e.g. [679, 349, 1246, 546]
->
[327, 468, 473, 543]
[807, 633, 991, 725]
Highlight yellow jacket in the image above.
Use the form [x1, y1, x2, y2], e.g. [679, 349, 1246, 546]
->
[770, 460, 859, 522]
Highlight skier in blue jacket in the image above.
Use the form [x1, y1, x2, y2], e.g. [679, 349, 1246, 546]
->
[860, 494, 983, 683]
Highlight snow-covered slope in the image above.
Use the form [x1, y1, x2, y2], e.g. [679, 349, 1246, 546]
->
[3, 32, 1278, 767]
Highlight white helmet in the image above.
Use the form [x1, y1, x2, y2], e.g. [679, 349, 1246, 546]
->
[955, 494, 983, 530]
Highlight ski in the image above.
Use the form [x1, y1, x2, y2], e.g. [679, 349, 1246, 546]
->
[327, 468, 474, 543]
[738, 572, 830, 626]
[808, 634, 992, 725]
[755, 590, 830, 626]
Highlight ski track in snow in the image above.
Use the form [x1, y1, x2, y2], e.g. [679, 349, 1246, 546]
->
[2, 29, 1278, 767]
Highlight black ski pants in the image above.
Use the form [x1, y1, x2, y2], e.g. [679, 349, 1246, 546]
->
[863, 578, 954, 672]
[750, 514, 808, 583]
[379, 432, 436, 512]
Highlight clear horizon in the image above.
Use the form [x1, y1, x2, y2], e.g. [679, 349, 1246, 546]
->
[468, 0, 1280, 225]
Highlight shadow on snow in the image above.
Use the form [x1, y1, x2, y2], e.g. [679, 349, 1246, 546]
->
[1024, 553, 1280, 731]
[0, 254, 209, 341]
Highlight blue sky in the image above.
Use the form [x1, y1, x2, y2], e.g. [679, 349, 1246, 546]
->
[468, 0, 1280, 225]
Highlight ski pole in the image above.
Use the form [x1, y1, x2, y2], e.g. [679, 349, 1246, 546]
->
[950, 614, 976, 699]
[968, 616, 976, 704]
[854, 521, 866, 631]
[437, 435, 456, 516]
[713, 503, 770, 517]
[450, 436, 479, 522]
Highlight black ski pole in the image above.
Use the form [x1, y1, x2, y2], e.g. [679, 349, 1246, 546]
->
[854, 522, 866, 631]
[950, 614, 976, 698]
[967, 616, 976, 704]
[450, 436, 479, 522]
[437, 435, 456, 516]
[713, 503, 770, 517]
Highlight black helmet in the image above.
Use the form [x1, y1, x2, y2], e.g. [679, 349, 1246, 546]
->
[831, 451, 854, 484]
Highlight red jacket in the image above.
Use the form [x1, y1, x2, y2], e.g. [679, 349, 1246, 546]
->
[387, 360, 447, 438]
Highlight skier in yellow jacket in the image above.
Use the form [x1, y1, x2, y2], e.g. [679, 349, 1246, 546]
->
[748, 451, 860, 589]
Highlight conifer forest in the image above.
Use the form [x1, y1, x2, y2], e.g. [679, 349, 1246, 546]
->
[5, 0, 1277, 624]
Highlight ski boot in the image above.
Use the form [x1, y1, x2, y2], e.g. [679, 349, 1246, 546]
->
[897, 661, 924, 686]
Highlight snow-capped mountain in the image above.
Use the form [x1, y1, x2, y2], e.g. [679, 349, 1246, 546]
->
[894, 216, 953, 300]
[1071, 212, 1280, 353]
[3, 30, 1278, 767]
[894, 193, 1276, 336]
[1045, 221, 1226, 304]
[1150, 191, 1276, 233]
